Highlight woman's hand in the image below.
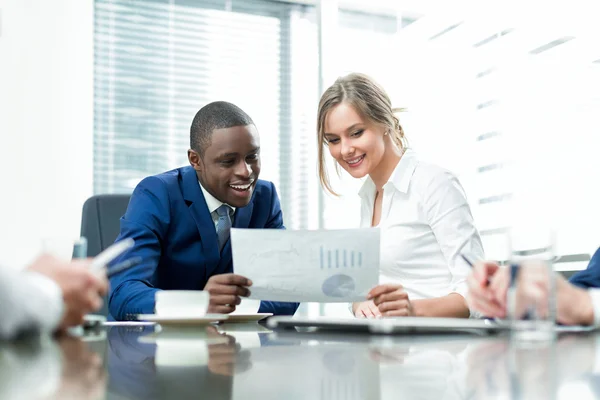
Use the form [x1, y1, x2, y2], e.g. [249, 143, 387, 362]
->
[352, 300, 382, 318]
[368, 284, 414, 317]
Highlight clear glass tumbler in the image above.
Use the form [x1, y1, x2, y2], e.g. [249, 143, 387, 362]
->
[507, 226, 556, 342]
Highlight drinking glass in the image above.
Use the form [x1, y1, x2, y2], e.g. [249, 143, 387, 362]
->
[507, 225, 556, 342]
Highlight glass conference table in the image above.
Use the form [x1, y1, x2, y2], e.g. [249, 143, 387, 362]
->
[1, 320, 599, 400]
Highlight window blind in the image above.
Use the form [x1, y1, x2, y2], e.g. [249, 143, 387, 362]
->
[94, 0, 316, 229]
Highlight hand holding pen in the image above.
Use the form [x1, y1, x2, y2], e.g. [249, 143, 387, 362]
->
[73, 237, 140, 277]
[27, 254, 109, 329]
[463, 254, 508, 318]
[71, 238, 141, 331]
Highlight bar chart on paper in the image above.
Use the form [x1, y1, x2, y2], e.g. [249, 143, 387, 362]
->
[319, 247, 363, 269]
[320, 247, 364, 298]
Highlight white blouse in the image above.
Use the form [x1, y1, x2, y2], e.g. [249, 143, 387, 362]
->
[359, 149, 484, 303]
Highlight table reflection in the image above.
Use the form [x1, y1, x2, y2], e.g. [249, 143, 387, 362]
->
[5, 323, 599, 400]
[465, 334, 600, 399]
[231, 331, 475, 400]
[0, 335, 105, 400]
[107, 324, 255, 399]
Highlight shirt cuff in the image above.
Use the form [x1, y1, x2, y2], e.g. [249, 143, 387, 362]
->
[24, 272, 64, 333]
[588, 289, 600, 327]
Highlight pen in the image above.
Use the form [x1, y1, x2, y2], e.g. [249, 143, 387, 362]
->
[106, 257, 143, 278]
[461, 253, 491, 286]
[90, 238, 135, 271]
[460, 253, 474, 268]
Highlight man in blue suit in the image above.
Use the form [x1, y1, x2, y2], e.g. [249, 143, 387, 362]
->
[109, 101, 299, 320]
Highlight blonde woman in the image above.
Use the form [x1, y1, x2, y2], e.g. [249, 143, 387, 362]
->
[317, 73, 484, 318]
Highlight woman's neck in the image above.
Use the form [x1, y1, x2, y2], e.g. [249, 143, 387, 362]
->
[369, 145, 404, 191]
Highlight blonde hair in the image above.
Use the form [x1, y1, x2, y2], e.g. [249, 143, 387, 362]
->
[317, 72, 407, 195]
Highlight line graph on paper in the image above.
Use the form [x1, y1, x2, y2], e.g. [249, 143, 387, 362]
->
[247, 244, 301, 266]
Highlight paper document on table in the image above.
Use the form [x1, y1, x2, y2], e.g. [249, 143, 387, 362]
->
[231, 228, 380, 302]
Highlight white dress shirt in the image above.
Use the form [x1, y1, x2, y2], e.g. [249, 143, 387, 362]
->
[0, 267, 64, 339]
[199, 182, 236, 228]
[359, 149, 484, 304]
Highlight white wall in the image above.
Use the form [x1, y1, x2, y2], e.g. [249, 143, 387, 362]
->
[0, 0, 94, 268]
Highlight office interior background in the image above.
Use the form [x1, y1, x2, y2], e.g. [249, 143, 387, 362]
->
[1, 0, 599, 316]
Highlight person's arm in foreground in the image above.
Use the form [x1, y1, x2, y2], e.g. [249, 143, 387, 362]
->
[0, 254, 107, 339]
[467, 261, 596, 325]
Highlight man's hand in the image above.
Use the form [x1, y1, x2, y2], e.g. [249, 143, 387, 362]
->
[466, 261, 507, 318]
[27, 254, 109, 329]
[556, 273, 594, 326]
[352, 300, 381, 318]
[204, 273, 252, 314]
[489, 261, 552, 320]
[368, 284, 414, 317]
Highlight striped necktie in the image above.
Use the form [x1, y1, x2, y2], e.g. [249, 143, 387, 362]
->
[215, 204, 233, 251]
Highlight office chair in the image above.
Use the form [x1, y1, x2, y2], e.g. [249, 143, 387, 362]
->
[80, 194, 131, 316]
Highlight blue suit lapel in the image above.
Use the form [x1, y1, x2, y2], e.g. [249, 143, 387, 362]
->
[233, 201, 254, 229]
[181, 167, 220, 269]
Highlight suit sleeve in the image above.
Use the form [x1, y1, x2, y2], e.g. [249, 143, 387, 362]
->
[569, 247, 600, 289]
[258, 182, 299, 316]
[108, 177, 171, 320]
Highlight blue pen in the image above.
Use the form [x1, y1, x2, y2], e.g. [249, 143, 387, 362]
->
[460, 253, 474, 268]
[461, 253, 491, 286]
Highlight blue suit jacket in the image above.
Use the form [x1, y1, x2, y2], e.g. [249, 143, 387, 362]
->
[108, 166, 299, 320]
[569, 247, 600, 289]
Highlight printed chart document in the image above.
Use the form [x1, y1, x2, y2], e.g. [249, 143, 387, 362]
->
[231, 228, 380, 302]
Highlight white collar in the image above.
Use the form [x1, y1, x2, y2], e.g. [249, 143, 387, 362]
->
[359, 148, 419, 198]
[198, 182, 236, 214]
